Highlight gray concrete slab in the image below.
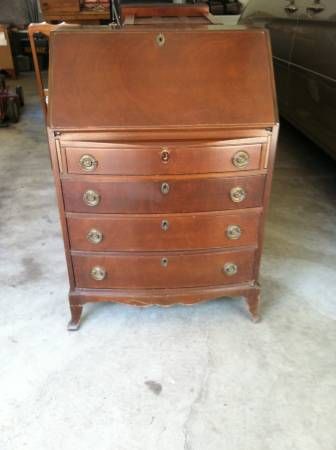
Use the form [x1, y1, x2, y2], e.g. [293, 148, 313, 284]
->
[0, 74, 335, 450]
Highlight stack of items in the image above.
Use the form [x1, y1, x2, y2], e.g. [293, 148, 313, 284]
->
[209, 0, 242, 15]
[83, 0, 110, 10]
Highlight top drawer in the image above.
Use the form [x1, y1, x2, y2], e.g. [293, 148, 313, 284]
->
[62, 140, 265, 176]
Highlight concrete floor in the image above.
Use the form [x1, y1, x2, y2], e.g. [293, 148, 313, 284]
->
[0, 74, 336, 450]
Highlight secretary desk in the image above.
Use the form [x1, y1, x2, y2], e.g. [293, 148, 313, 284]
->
[45, 24, 278, 329]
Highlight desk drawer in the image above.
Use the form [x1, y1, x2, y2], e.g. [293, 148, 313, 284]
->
[72, 248, 256, 289]
[67, 210, 261, 251]
[62, 175, 265, 214]
[64, 141, 263, 175]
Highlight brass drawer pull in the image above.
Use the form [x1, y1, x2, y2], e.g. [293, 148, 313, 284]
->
[232, 151, 249, 168]
[83, 189, 100, 207]
[161, 182, 170, 195]
[161, 219, 169, 231]
[223, 263, 238, 276]
[90, 266, 106, 281]
[87, 228, 103, 244]
[306, 1, 324, 14]
[161, 148, 170, 163]
[79, 154, 97, 171]
[285, 0, 298, 13]
[226, 225, 242, 240]
[230, 186, 246, 203]
[161, 257, 169, 267]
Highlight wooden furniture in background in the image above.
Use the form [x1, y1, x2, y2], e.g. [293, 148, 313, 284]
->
[28, 22, 57, 119]
[121, 3, 211, 24]
[41, 0, 81, 13]
[28, 22, 77, 120]
[40, 0, 109, 23]
[46, 26, 278, 329]
[0, 25, 16, 78]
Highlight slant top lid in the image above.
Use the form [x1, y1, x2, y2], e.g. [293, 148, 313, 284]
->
[48, 27, 277, 130]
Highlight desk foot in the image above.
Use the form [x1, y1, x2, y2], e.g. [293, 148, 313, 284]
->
[67, 304, 83, 331]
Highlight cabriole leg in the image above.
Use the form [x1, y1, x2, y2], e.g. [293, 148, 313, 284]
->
[68, 304, 83, 331]
[245, 289, 261, 323]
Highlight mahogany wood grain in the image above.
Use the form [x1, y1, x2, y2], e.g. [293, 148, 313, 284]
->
[121, 4, 210, 19]
[59, 130, 271, 142]
[45, 27, 278, 328]
[68, 283, 261, 327]
[29, 22, 79, 121]
[72, 248, 256, 289]
[66, 210, 261, 251]
[64, 141, 263, 175]
[48, 29, 276, 130]
[47, 129, 76, 291]
[70, 283, 260, 307]
[62, 174, 266, 214]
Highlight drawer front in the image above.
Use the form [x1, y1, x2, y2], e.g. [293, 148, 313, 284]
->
[72, 249, 256, 289]
[67, 211, 261, 251]
[62, 175, 266, 214]
[64, 142, 263, 175]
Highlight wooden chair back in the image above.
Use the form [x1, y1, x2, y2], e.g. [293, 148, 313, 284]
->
[28, 22, 75, 120]
[28, 22, 58, 120]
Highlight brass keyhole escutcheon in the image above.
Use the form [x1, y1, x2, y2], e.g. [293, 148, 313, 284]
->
[156, 33, 165, 47]
[232, 151, 249, 168]
[87, 228, 103, 244]
[230, 186, 246, 203]
[79, 154, 97, 171]
[161, 148, 170, 163]
[226, 225, 242, 240]
[83, 189, 101, 207]
[161, 257, 168, 268]
[90, 266, 106, 281]
[223, 263, 238, 276]
[161, 219, 169, 231]
[161, 182, 170, 195]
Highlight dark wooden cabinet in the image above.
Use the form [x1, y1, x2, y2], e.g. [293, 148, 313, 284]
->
[47, 26, 278, 329]
[41, 0, 80, 13]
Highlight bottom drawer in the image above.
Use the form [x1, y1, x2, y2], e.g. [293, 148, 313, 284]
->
[72, 249, 256, 289]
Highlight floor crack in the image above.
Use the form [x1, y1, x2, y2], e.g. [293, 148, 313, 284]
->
[183, 330, 211, 450]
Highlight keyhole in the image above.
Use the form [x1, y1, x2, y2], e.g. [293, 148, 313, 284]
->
[161, 257, 168, 268]
[156, 33, 165, 47]
[161, 219, 169, 231]
[161, 182, 170, 195]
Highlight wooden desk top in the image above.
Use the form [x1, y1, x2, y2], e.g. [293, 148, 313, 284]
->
[48, 27, 277, 131]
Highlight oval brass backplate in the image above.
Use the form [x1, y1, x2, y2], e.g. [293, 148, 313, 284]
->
[223, 263, 238, 276]
[226, 225, 242, 240]
[90, 266, 106, 281]
[230, 186, 246, 203]
[87, 228, 103, 244]
[156, 33, 165, 47]
[232, 151, 249, 169]
[83, 189, 100, 207]
[79, 154, 97, 172]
